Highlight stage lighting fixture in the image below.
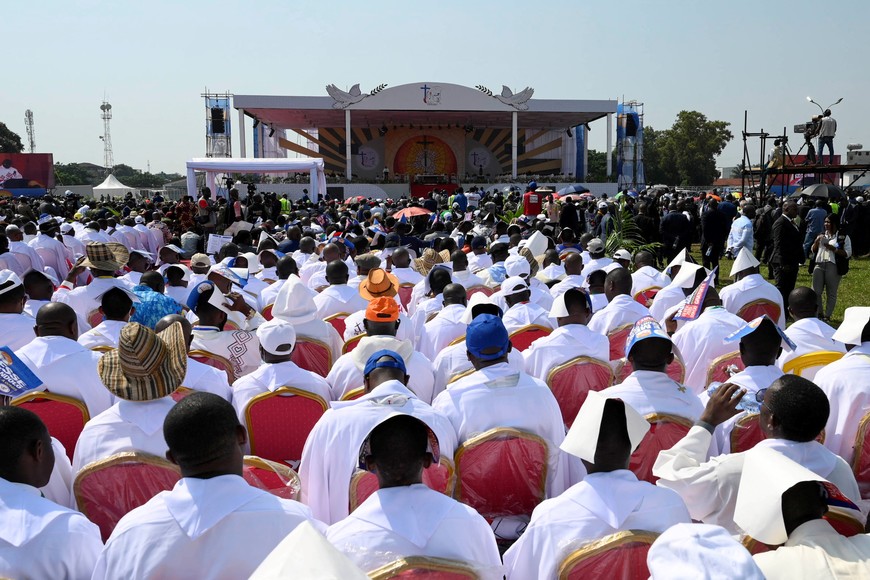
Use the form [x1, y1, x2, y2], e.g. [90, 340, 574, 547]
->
[252, 119, 260, 128]
[566, 128, 573, 137]
[464, 124, 474, 134]
[269, 127, 275, 137]
[378, 124, 389, 136]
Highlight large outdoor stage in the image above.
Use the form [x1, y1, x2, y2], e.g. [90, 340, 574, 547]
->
[232, 82, 617, 184]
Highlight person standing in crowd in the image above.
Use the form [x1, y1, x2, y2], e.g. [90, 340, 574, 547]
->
[700, 198, 729, 277]
[810, 213, 851, 321]
[818, 109, 837, 165]
[771, 200, 803, 314]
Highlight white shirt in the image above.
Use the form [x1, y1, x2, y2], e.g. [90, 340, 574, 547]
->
[28, 233, 71, 280]
[165, 284, 190, 307]
[190, 326, 261, 379]
[601, 370, 704, 421]
[118, 270, 143, 289]
[15, 336, 115, 418]
[590, 293, 608, 313]
[314, 285, 369, 319]
[390, 266, 425, 287]
[814, 343, 870, 464]
[671, 307, 747, 394]
[232, 360, 332, 426]
[777, 317, 846, 375]
[432, 362, 571, 498]
[452, 269, 486, 290]
[72, 397, 176, 474]
[420, 304, 467, 361]
[343, 309, 418, 348]
[0, 312, 37, 351]
[587, 294, 652, 337]
[431, 342, 526, 399]
[653, 426, 861, 534]
[537, 263, 565, 283]
[52, 276, 130, 331]
[726, 215, 754, 253]
[720, 273, 786, 327]
[580, 257, 614, 283]
[467, 252, 492, 274]
[9, 240, 46, 275]
[92, 474, 319, 580]
[299, 380, 457, 524]
[0, 478, 103, 580]
[327, 484, 502, 579]
[649, 282, 688, 322]
[503, 470, 690, 580]
[522, 325, 609, 382]
[182, 357, 233, 401]
[501, 301, 554, 335]
[631, 265, 670, 297]
[549, 274, 585, 299]
[77, 319, 128, 350]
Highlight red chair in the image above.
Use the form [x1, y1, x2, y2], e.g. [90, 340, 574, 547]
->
[454, 428, 548, 520]
[547, 356, 614, 428]
[824, 510, 866, 537]
[397, 284, 415, 310]
[466, 285, 493, 300]
[730, 413, 766, 453]
[736, 299, 781, 324]
[244, 387, 328, 467]
[342, 333, 366, 355]
[369, 556, 478, 579]
[324, 312, 350, 337]
[508, 324, 552, 352]
[87, 308, 103, 328]
[705, 351, 745, 388]
[169, 386, 194, 403]
[189, 349, 237, 384]
[633, 287, 661, 308]
[74, 452, 181, 541]
[851, 410, 870, 500]
[606, 323, 634, 361]
[262, 303, 274, 321]
[243, 455, 301, 500]
[10, 392, 90, 461]
[340, 387, 366, 401]
[613, 355, 686, 386]
[557, 530, 659, 580]
[223, 320, 241, 331]
[630, 413, 693, 484]
[349, 458, 456, 512]
[291, 338, 332, 377]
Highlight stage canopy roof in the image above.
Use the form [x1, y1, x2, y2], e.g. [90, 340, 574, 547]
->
[185, 157, 326, 198]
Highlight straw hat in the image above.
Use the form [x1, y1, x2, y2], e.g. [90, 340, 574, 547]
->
[97, 322, 187, 401]
[518, 246, 540, 277]
[359, 268, 399, 300]
[81, 242, 129, 272]
[413, 248, 443, 276]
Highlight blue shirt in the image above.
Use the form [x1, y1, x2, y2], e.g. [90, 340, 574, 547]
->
[805, 207, 827, 238]
[130, 285, 182, 329]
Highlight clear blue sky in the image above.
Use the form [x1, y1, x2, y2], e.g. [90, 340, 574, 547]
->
[4, 0, 868, 176]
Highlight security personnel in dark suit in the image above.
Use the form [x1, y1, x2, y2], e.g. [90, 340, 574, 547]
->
[771, 200, 804, 313]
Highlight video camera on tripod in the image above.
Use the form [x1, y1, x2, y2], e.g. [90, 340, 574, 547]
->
[794, 116, 821, 140]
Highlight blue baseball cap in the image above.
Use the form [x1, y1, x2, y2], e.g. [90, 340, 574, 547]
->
[625, 316, 672, 358]
[466, 314, 510, 361]
[363, 350, 407, 377]
[186, 280, 215, 312]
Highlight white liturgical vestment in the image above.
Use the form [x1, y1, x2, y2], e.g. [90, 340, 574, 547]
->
[232, 360, 332, 426]
[814, 343, 870, 464]
[501, 301, 554, 334]
[190, 326, 261, 379]
[52, 276, 130, 331]
[502, 470, 690, 580]
[327, 484, 503, 579]
[0, 478, 102, 580]
[631, 265, 670, 297]
[671, 307, 747, 394]
[92, 474, 319, 580]
[314, 284, 369, 319]
[420, 304, 467, 361]
[342, 309, 418, 348]
[601, 370, 704, 422]
[181, 357, 233, 401]
[299, 380, 457, 524]
[549, 274, 585, 299]
[649, 282, 688, 322]
[431, 342, 525, 399]
[522, 324, 609, 383]
[719, 273, 785, 327]
[587, 294, 652, 337]
[707, 365, 784, 455]
[776, 317, 845, 374]
[0, 312, 36, 351]
[77, 319, 128, 350]
[29, 233, 71, 280]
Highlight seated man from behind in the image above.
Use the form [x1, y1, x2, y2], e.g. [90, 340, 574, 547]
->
[92, 392, 321, 579]
[155, 314, 232, 402]
[0, 407, 102, 579]
[0, 270, 37, 351]
[77, 286, 136, 350]
[326, 414, 502, 578]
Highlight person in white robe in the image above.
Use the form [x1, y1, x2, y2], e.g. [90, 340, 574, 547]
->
[299, 353, 456, 525]
[28, 223, 71, 280]
[5, 225, 46, 273]
[314, 262, 370, 320]
[272, 278, 344, 366]
[0, 407, 102, 580]
[814, 307, 870, 465]
[647, 523, 765, 580]
[389, 250, 425, 286]
[118, 249, 153, 290]
[0, 271, 37, 351]
[499, 276, 554, 334]
[720, 248, 786, 327]
[776, 286, 846, 375]
[154, 314, 233, 402]
[92, 392, 320, 580]
[343, 267, 420, 349]
[523, 288, 609, 382]
[536, 250, 566, 284]
[451, 256, 486, 291]
[578, 238, 614, 283]
[587, 268, 653, 341]
[60, 223, 87, 262]
[409, 266, 452, 328]
[649, 262, 706, 322]
[300, 242, 341, 287]
[326, 414, 502, 579]
[653, 378, 862, 535]
[630, 250, 671, 298]
[549, 253, 586, 299]
[479, 242, 509, 289]
[76, 286, 136, 350]
[503, 393, 690, 580]
[419, 284, 467, 361]
[466, 236, 493, 274]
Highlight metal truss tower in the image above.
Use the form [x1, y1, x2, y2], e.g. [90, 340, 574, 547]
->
[100, 101, 114, 173]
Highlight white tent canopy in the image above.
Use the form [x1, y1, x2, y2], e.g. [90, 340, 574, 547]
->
[93, 174, 138, 199]
[185, 157, 327, 199]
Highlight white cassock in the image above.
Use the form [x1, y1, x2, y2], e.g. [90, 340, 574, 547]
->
[256, 266, 277, 283]
[188, 272, 208, 288]
[292, 250, 316, 271]
[671, 307, 747, 394]
[814, 343, 870, 464]
[134, 224, 159, 254]
[314, 285, 369, 319]
[550, 274, 586, 299]
[91, 475, 320, 580]
[522, 324, 610, 382]
[62, 234, 87, 261]
[288, 320, 344, 367]
[502, 470, 691, 580]
[720, 273, 786, 327]
[72, 397, 176, 474]
[9, 240, 45, 274]
[165, 285, 190, 307]
[52, 276, 131, 331]
[432, 363, 571, 498]
[648, 283, 687, 322]
[190, 326, 261, 378]
[777, 317, 846, 375]
[29, 234, 70, 279]
[492, 283, 554, 314]
[77, 228, 111, 244]
[452, 269, 486, 290]
[501, 302, 554, 334]
[41, 438, 75, 508]
[752, 520, 870, 580]
[600, 370, 704, 421]
[587, 294, 652, 337]
[343, 310, 418, 349]
[327, 484, 503, 579]
[467, 252, 492, 274]
[298, 380, 457, 524]
[631, 266, 671, 297]
[326, 336, 435, 403]
[232, 360, 332, 426]
[0, 477, 102, 580]
[241, 277, 270, 311]
[15, 336, 115, 418]
[390, 266, 425, 287]
[420, 304, 467, 361]
[0, 312, 36, 351]
[118, 270, 143, 289]
[261, 277, 317, 311]
[653, 426, 862, 535]
[77, 319, 128, 350]
[537, 263, 565, 283]
[411, 295, 445, 329]
[580, 257, 614, 283]
[431, 342, 526, 399]
[590, 293, 608, 313]
[182, 357, 233, 402]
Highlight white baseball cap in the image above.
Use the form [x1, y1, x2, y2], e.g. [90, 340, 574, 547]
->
[256, 318, 297, 356]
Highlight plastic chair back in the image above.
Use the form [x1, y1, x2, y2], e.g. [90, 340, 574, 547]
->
[74, 452, 180, 541]
[547, 356, 614, 428]
[454, 428, 548, 519]
[606, 324, 634, 361]
[630, 413, 692, 484]
[243, 455, 301, 500]
[349, 458, 456, 513]
[10, 392, 89, 461]
[736, 299, 781, 324]
[324, 312, 350, 337]
[782, 350, 844, 381]
[262, 303, 274, 320]
[557, 530, 658, 580]
[189, 349, 237, 384]
[342, 333, 366, 355]
[369, 556, 478, 579]
[291, 338, 332, 377]
[244, 387, 328, 467]
[705, 351, 744, 388]
[508, 324, 552, 352]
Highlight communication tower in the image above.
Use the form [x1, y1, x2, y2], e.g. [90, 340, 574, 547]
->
[100, 101, 114, 173]
[24, 110, 35, 153]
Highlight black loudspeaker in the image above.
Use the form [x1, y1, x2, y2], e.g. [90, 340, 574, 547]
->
[211, 108, 226, 134]
[350, 143, 360, 155]
[625, 113, 638, 137]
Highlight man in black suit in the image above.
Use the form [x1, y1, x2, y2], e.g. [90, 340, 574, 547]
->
[700, 198, 730, 284]
[771, 200, 804, 313]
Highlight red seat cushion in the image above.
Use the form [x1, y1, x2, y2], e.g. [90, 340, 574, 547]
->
[549, 359, 613, 428]
[291, 340, 331, 377]
[247, 390, 327, 466]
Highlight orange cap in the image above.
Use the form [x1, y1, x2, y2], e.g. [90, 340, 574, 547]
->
[365, 296, 400, 322]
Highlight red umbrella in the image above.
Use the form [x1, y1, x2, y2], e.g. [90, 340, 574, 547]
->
[344, 195, 366, 204]
[392, 206, 433, 219]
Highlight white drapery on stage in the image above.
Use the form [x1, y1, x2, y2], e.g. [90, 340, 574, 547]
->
[184, 157, 327, 199]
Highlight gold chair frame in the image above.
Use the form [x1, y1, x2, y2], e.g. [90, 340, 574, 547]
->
[341, 333, 367, 355]
[782, 350, 844, 377]
[448, 334, 466, 347]
[89, 345, 116, 353]
[189, 349, 237, 384]
[369, 556, 479, 579]
[447, 368, 475, 385]
[851, 409, 870, 476]
[243, 455, 301, 501]
[557, 529, 659, 580]
[243, 386, 329, 457]
[704, 350, 742, 388]
[10, 391, 90, 423]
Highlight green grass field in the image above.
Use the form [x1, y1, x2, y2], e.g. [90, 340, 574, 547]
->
[687, 248, 869, 328]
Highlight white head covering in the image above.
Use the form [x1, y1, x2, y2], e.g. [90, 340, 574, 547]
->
[729, 247, 761, 277]
[461, 292, 497, 324]
[272, 277, 318, 325]
[0, 271, 23, 296]
[671, 263, 707, 290]
[647, 523, 764, 579]
[241, 252, 263, 274]
[831, 307, 870, 345]
[250, 521, 368, 580]
[665, 247, 688, 275]
[549, 291, 569, 318]
[504, 254, 531, 277]
[256, 318, 297, 355]
[560, 391, 649, 463]
[500, 276, 529, 297]
[524, 230, 549, 258]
